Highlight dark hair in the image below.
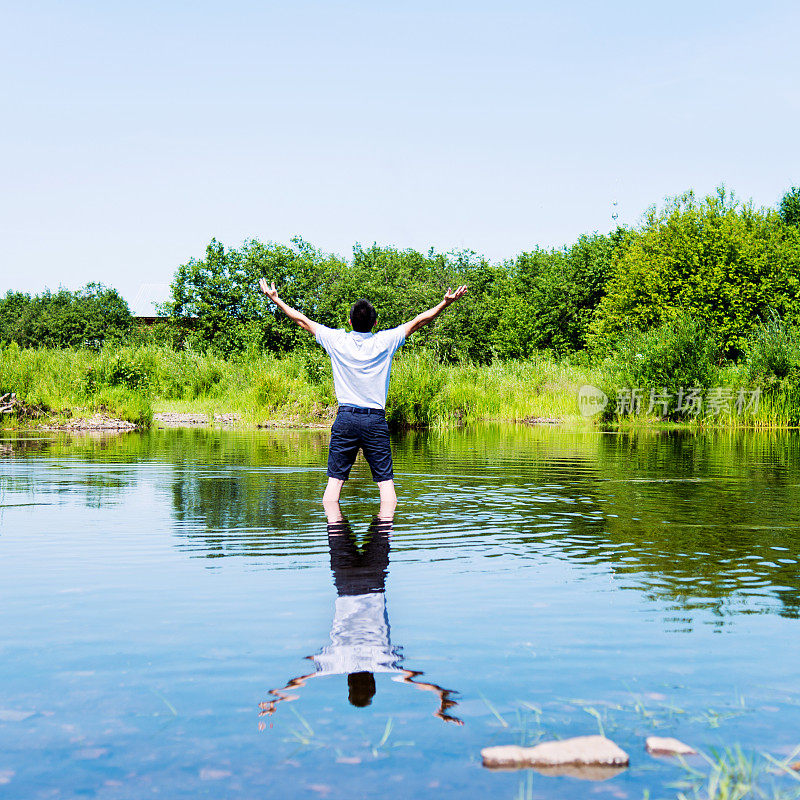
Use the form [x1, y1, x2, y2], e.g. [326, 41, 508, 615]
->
[350, 299, 377, 332]
[347, 671, 376, 707]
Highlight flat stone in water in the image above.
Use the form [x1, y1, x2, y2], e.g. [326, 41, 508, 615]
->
[482, 735, 629, 775]
[646, 736, 697, 756]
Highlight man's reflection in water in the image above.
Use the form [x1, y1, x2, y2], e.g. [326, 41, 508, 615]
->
[259, 501, 462, 726]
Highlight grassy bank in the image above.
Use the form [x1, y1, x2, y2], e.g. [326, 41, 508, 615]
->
[1, 343, 798, 429]
[0, 344, 593, 429]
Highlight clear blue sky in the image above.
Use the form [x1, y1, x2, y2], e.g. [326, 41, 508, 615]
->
[2, 0, 799, 307]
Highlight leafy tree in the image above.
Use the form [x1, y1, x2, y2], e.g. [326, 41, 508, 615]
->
[589, 188, 800, 358]
[780, 186, 800, 228]
[0, 292, 33, 346]
[153, 186, 800, 362]
[426, 252, 503, 363]
[490, 232, 621, 358]
[0, 284, 132, 348]
[165, 238, 346, 356]
[313, 242, 448, 335]
[165, 237, 501, 360]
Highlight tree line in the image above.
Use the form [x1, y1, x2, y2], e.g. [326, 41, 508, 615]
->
[3, 186, 800, 363]
[0, 283, 132, 349]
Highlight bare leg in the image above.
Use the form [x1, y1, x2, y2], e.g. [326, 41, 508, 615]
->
[323, 499, 343, 523]
[377, 479, 397, 519]
[323, 477, 344, 503]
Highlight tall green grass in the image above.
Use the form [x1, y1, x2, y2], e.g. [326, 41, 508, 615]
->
[154, 348, 595, 426]
[595, 315, 800, 428]
[1, 341, 798, 429]
[0, 344, 593, 428]
[0, 343, 153, 427]
[388, 352, 594, 427]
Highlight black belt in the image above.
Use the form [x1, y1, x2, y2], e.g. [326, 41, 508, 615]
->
[338, 405, 385, 415]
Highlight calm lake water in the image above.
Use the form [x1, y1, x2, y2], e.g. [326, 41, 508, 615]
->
[1, 426, 800, 799]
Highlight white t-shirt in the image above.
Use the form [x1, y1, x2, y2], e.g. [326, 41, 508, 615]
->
[311, 592, 403, 676]
[315, 325, 406, 410]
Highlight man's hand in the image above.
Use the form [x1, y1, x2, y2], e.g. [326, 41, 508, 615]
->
[259, 279, 279, 302]
[443, 285, 468, 306]
[402, 284, 468, 338]
[258, 279, 318, 335]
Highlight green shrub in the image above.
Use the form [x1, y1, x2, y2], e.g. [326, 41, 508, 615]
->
[745, 315, 800, 389]
[0, 284, 132, 349]
[104, 349, 157, 392]
[601, 315, 720, 421]
[590, 188, 800, 358]
[492, 232, 623, 359]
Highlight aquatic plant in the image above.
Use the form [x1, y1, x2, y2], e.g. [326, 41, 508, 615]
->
[673, 745, 800, 800]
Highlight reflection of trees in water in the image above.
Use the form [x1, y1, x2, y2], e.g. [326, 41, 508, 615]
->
[170, 469, 324, 557]
[166, 426, 800, 621]
[388, 428, 800, 623]
[0, 434, 135, 508]
[516, 431, 800, 622]
[167, 430, 332, 557]
[600, 431, 800, 621]
[1, 429, 330, 522]
[4, 427, 799, 622]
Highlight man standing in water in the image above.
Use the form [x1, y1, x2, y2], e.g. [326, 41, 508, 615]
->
[258, 279, 467, 505]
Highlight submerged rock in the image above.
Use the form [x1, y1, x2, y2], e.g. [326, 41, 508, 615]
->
[531, 764, 628, 781]
[482, 735, 629, 776]
[645, 736, 697, 756]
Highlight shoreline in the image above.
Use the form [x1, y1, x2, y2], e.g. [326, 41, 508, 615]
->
[3, 412, 799, 434]
[2, 411, 568, 433]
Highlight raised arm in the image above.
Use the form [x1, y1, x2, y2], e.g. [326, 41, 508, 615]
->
[258, 665, 318, 722]
[402, 285, 467, 338]
[395, 669, 463, 725]
[258, 280, 318, 335]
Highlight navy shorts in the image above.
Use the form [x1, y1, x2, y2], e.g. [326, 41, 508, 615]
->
[327, 405, 394, 483]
